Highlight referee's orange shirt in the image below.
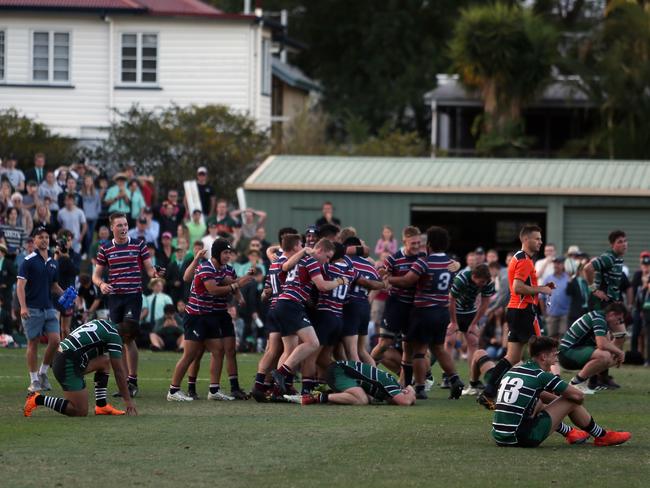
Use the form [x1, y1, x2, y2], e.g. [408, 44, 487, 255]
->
[507, 250, 539, 309]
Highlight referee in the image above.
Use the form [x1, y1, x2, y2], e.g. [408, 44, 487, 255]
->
[16, 227, 65, 393]
[92, 212, 162, 397]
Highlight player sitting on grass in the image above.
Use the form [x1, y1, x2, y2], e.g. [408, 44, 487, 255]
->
[287, 360, 416, 406]
[24, 319, 138, 417]
[491, 336, 631, 447]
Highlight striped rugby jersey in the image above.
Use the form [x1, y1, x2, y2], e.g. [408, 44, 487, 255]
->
[60, 319, 123, 370]
[278, 256, 323, 305]
[336, 361, 402, 400]
[592, 250, 624, 301]
[492, 360, 568, 446]
[559, 311, 608, 351]
[384, 250, 425, 304]
[186, 259, 220, 315]
[450, 269, 496, 313]
[410, 253, 455, 308]
[317, 260, 359, 316]
[507, 250, 538, 309]
[96, 237, 150, 295]
[213, 265, 237, 311]
[266, 255, 288, 309]
[346, 256, 381, 303]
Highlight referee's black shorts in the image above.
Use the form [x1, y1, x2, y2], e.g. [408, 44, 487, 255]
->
[506, 306, 541, 343]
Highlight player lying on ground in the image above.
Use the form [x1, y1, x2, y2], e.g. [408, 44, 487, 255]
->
[286, 360, 416, 406]
[490, 336, 631, 447]
[24, 319, 138, 417]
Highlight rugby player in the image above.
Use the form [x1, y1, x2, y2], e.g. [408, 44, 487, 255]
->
[24, 319, 138, 417]
[558, 304, 627, 393]
[93, 212, 162, 397]
[479, 225, 554, 409]
[271, 238, 346, 394]
[388, 226, 463, 399]
[492, 336, 631, 447]
[446, 263, 495, 392]
[288, 360, 415, 406]
[584, 230, 629, 310]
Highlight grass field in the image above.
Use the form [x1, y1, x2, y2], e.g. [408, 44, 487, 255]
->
[1, 348, 649, 488]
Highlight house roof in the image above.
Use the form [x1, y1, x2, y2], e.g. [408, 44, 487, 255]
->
[244, 155, 650, 197]
[0, 0, 256, 19]
[424, 75, 593, 108]
[271, 58, 320, 93]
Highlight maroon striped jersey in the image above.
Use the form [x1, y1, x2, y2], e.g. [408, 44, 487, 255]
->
[96, 237, 150, 295]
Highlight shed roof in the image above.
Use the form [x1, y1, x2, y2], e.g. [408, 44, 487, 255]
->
[244, 155, 650, 197]
[271, 58, 320, 93]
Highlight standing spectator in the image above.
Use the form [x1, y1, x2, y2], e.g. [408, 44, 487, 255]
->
[566, 263, 590, 325]
[16, 227, 65, 392]
[53, 232, 78, 338]
[89, 225, 110, 263]
[142, 206, 160, 244]
[33, 203, 57, 238]
[474, 247, 486, 266]
[57, 176, 82, 210]
[158, 201, 179, 244]
[0, 243, 16, 317]
[80, 174, 101, 256]
[207, 199, 240, 236]
[22, 181, 41, 216]
[142, 278, 174, 350]
[11, 193, 34, 236]
[104, 173, 132, 215]
[541, 257, 571, 339]
[235, 249, 266, 277]
[165, 246, 187, 303]
[374, 225, 398, 256]
[232, 208, 266, 245]
[38, 171, 62, 215]
[57, 193, 87, 254]
[24, 153, 47, 185]
[164, 188, 186, 228]
[535, 243, 557, 283]
[0, 207, 27, 254]
[54, 166, 69, 190]
[195, 166, 216, 216]
[156, 232, 176, 270]
[315, 201, 341, 228]
[14, 237, 34, 272]
[201, 222, 219, 258]
[0, 180, 13, 208]
[128, 217, 157, 247]
[630, 252, 650, 355]
[486, 249, 500, 265]
[76, 273, 102, 323]
[3, 155, 25, 192]
[128, 179, 146, 222]
[185, 209, 206, 248]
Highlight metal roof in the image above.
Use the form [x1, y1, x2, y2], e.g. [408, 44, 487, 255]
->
[244, 155, 650, 197]
[271, 58, 320, 93]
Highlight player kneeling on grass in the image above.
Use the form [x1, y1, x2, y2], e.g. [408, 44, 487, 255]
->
[287, 360, 415, 406]
[24, 319, 138, 417]
[491, 336, 630, 447]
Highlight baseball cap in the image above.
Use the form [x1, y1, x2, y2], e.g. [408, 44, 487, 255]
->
[138, 217, 147, 224]
[642, 256, 650, 265]
[567, 245, 581, 255]
[197, 166, 208, 174]
[305, 225, 318, 235]
[640, 251, 650, 258]
[162, 231, 173, 239]
[553, 256, 565, 263]
[31, 226, 49, 237]
[143, 206, 153, 213]
[192, 208, 202, 214]
[474, 247, 485, 254]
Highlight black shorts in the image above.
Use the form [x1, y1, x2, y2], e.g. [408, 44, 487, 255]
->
[214, 310, 235, 338]
[342, 300, 371, 337]
[108, 293, 143, 325]
[265, 308, 281, 334]
[382, 296, 413, 337]
[274, 299, 312, 337]
[407, 307, 450, 345]
[506, 306, 541, 343]
[457, 312, 477, 333]
[315, 310, 343, 347]
[183, 314, 220, 342]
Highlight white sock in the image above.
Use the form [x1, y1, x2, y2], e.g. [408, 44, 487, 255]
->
[30, 371, 39, 382]
[39, 364, 50, 376]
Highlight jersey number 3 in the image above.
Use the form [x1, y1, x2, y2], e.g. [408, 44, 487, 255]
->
[496, 377, 524, 404]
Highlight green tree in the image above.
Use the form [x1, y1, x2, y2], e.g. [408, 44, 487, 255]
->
[0, 109, 79, 167]
[450, 2, 558, 155]
[97, 105, 269, 197]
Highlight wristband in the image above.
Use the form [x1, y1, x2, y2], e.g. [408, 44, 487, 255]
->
[588, 284, 598, 292]
[611, 332, 626, 339]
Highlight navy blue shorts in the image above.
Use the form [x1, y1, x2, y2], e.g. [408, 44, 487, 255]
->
[108, 293, 142, 325]
[343, 300, 371, 337]
[214, 310, 235, 338]
[382, 295, 413, 337]
[457, 311, 477, 333]
[407, 307, 450, 345]
[265, 307, 281, 334]
[183, 314, 220, 342]
[315, 310, 343, 347]
[274, 299, 312, 337]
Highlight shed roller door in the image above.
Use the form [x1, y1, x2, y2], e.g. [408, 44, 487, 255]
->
[564, 208, 650, 271]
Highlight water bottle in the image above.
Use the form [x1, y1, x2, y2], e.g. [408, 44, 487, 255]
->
[58, 286, 78, 311]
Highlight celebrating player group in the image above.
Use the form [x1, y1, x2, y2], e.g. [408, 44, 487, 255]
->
[23, 213, 632, 448]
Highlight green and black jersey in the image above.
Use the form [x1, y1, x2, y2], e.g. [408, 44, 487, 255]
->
[592, 250, 624, 302]
[560, 311, 608, 351]
[60, 319, 123, 370]
[337, 361, 402, 401]
[491, 360, 568, 446]
[450, 269, 495, 314]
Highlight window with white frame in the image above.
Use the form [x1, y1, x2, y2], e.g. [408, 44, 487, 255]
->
[261, 38, 271, 95]
[121, 33, 158, 84]
[0, 30, 5, 80]
[32, 31, 70, 82]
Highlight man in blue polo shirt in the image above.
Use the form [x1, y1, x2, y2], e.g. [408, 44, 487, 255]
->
[16, 227, 66, 393]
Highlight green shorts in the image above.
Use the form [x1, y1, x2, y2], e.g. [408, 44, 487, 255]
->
[559, 346, 595, 370]
[326, 363, 359, 392]
[516, 411, 553, 447]
[52, 351, 86, 392]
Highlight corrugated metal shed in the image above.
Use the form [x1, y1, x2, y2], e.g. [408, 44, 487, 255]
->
[245, 156, 650, 197]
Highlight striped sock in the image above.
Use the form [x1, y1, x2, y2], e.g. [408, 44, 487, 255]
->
[188, 376, 197, 395]
[254, 373, 267, 391]
[169, 385, 180, 395]
[229, 375, 240, 391]
[585, 417, 606, 438]
[301, 377, 314, 394]
[94, 372, 109, 407]
[127, 375, 138, 386]
[556, 422, 571, 436]
[36, 395, 69, 415]
[278, 364, 293, 377]
[209, 384, 220, 394]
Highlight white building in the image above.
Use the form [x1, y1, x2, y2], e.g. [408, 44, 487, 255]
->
[0, 0, 272, 143]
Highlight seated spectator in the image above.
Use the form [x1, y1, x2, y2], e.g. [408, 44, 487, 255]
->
[11, 193, 33, 236]
[22, 181, 41, 216]
[57, 192, 87, 254]
[0, 207, 27, 255]
[165, 246, 187, 303]
[174, 299, 186, 324]
[38, 171, 62, 214]
[149, 303, 184, 352]
[128, 217, 158, 247]
[57, 176, 82, 210]
[89, 225, 110, 262]
[315, 201, 341, 228]
[185, 209, 206, 248]
[0, 180, 13, 209]
[104, 173, 131, 215]
[235, 248, 266, 277]
[142, 278, 173, 342]
[374, 225, 398, 256]
[129, 179, 146, 222]
[76, 273, 102, 323]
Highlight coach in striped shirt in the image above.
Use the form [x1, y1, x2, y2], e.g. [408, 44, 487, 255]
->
[92, 212, 162, 397]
